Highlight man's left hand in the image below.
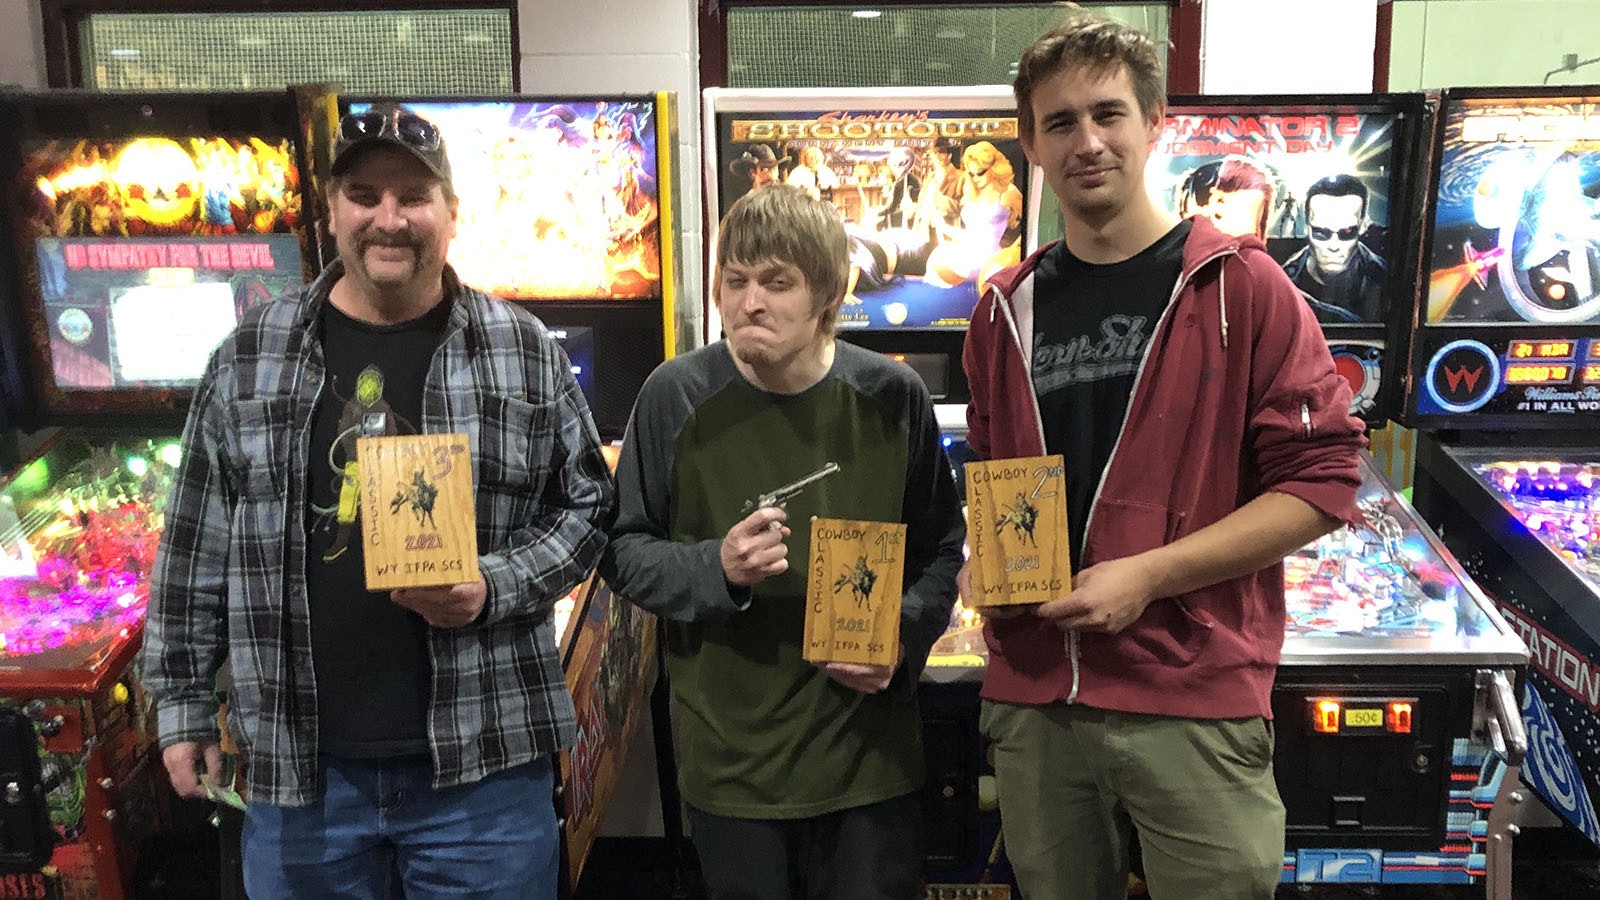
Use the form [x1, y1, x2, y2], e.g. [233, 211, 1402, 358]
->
[1036, 555, 1158, 634]
[814, 644, 905, 693]
[391, 578, 488, 628]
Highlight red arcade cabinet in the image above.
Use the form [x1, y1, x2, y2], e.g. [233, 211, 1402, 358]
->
[0, 88, 315, 899]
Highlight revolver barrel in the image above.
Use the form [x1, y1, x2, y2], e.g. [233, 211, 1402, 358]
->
[742, 461, 841, 515]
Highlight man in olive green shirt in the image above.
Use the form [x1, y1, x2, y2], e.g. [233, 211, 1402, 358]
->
[600, 184, 964, 899]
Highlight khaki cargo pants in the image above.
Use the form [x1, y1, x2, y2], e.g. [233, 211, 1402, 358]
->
[981, 700, 1285, 900]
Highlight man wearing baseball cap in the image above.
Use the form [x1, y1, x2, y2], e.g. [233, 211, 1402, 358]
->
[144, 103, 614, 899]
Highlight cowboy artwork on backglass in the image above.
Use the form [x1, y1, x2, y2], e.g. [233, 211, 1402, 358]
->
[714, 104, 1026, 330]
[347, 99, 663, 302]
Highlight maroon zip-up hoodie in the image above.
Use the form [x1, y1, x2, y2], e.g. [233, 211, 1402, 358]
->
[962, 216, 1366, 719]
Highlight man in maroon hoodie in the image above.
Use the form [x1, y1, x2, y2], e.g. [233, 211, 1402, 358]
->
[961, 9, 1366, 900]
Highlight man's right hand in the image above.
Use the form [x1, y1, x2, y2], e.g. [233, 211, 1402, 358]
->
[721, 506, 790, 587]
[163, 740, 223, 800]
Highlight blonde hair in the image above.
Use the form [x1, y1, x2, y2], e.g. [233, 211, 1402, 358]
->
[962, 141, 1015, 191]
[715, 184, 849, 331]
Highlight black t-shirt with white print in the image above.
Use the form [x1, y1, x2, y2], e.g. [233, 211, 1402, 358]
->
[1031, 219, 1190, 569]
[305, 298, 449, 759]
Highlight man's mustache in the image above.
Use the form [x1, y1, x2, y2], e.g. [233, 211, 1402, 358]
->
[357, 230, 423, 253]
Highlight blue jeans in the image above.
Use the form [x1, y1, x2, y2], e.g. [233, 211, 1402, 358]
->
[242, 754, 559, 900]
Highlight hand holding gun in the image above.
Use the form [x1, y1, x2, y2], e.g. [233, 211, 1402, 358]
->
[724, 462, 840, 587]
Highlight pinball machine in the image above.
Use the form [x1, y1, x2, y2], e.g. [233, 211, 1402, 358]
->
[920, 456, 1529, 895]
[1403, 85, 1600, 852]
[0, 88, 316, 900]
[1149, 93, 1434, 427]
[1140, 93, 1520, 892]
[321, 91, 682, 894]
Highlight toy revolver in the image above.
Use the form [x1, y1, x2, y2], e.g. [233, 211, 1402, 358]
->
[740, 462, 840, 516]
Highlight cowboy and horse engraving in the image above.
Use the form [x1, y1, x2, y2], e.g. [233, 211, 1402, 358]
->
[994, 491, 1039, 548]
[832, 554, 879, 612]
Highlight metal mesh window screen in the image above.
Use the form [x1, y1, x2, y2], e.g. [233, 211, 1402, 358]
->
[79, 9, 513, 94]
[728, 4, 1169, 88]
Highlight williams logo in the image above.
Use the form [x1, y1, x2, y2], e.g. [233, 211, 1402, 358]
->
[1425, 340, 1499, 414]
[1441, 364, 1484, 393]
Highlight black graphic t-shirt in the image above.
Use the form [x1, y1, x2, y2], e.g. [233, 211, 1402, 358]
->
[1032, 220, 1190, 568]
[305, 297, 450, 758]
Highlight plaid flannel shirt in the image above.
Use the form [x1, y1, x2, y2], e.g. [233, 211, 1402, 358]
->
[143, 261, 614, 807]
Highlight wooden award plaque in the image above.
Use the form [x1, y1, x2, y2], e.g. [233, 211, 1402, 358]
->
[803, 517, 906, 667]
[356, 433, 479, 590]
[964, 454, 1070, 608]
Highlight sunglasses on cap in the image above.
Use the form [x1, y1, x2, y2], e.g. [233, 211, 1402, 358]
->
[1310, 224, 1361, 242]
[339, 109, 442, 153]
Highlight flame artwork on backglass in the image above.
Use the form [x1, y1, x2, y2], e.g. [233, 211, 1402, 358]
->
[350, 100, 663, 301]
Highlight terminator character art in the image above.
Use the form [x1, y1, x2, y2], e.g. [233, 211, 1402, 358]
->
[1150, 110, 1398, 325]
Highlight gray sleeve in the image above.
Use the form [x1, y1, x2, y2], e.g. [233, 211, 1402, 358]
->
[598, 362, 752, 622]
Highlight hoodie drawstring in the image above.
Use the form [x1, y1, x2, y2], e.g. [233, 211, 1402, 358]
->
[1218, 262, 1229, 349]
